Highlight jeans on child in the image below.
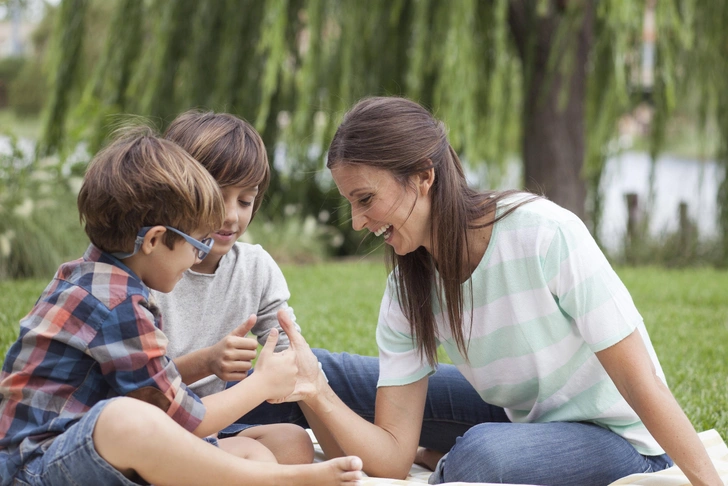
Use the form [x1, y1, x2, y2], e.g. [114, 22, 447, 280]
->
[12, 398, 146, 486]
[12, 397, 219, 486]
[427, 421, 673, 485]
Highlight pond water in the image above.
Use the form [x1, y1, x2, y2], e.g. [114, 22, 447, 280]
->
[598, 152, 723, 252]
[472, 151, 724, 253]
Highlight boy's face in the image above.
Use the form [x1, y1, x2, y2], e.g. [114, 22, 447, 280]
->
[194, 183, 258, 269]
[145, 229, 209, 292]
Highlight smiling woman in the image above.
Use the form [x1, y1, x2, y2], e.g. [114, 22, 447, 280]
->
[273, 96, 726, 486]
[331, 164, 433, 256]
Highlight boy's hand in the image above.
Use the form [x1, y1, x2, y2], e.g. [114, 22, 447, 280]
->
[268, 309, 323, 403]
[206, 315, 258, 381]
[254, 328, 298, 400]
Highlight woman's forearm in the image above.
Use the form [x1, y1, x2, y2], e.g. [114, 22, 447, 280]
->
[597, 331, 722, 486]
[626, 379, 721, 486]
[303, 375, 427, 479]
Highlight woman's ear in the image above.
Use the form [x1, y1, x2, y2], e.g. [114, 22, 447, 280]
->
[417, 165, 435, 196]
[140, 226, 167, 255]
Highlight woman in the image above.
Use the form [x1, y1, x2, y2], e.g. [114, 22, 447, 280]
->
[280, 96, 721, 485]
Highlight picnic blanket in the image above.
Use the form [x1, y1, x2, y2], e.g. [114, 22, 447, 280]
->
[309, 429, 728, 485]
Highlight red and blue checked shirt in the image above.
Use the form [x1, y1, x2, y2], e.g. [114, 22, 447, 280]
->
[0, 244, 206, 482]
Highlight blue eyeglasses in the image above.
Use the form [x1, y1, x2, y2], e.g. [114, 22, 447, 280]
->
[112, 226, 214, 260]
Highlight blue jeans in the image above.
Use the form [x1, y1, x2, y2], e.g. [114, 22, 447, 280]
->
[238, 349, 673, 485]
[11, 398, 219, 486]
[12, 398, 144, 486]
[429, 421, 673, 486]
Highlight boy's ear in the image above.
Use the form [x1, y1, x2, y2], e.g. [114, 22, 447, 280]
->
[140, 226, 167, 255]
[417, 164, 435, 196]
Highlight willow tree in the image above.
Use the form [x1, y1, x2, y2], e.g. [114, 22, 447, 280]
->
[38, 0, 725, 258]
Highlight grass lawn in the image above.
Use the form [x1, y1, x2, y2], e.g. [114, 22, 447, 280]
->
[1, 262, 726, 442]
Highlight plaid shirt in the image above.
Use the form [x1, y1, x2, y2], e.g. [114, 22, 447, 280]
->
[0, 245, 205, 482]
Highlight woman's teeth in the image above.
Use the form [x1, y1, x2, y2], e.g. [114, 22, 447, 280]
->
[374, 224, 391, 237]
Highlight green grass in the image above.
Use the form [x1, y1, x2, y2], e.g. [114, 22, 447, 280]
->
[1, 263, 726, 442]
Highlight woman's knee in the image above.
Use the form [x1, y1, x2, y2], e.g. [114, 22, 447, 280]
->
[439, 423, 517, 483]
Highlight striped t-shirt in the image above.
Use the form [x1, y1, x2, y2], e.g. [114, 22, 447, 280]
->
[376, 197, 666, 455]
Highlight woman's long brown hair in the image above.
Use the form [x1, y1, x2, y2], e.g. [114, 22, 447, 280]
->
[327, 97, 536, 367]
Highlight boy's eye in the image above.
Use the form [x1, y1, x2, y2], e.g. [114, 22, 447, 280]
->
[238, 200, 253, 207]
[358, 195, 373, 205]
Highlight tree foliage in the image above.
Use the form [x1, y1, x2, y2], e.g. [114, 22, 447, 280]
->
[36, 0, 728, 260]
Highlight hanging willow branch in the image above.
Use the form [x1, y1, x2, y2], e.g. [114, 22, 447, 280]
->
[38, 0, 87, 156]
[38, 0, 728, 258]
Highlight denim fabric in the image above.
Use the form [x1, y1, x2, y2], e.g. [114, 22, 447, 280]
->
[11, 398, 146, 486]
[217, 421, 260, 439]
[10, 398, 221, 486]
[428, 421, 673, 486]
[237, 348, 505, 451]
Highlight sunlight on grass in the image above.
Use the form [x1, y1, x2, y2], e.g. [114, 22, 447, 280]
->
[281, 260, 388, 356]
[1, 264, 726, 441]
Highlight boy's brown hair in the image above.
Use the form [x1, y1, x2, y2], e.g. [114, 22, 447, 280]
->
[164, 110, 270, 220]
[77, 126, 225, 255]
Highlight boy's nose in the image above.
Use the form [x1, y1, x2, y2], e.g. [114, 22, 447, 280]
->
[224, 202, 239, 223]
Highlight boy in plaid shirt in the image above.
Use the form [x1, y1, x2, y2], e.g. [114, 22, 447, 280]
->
[0, 128, 362, 486]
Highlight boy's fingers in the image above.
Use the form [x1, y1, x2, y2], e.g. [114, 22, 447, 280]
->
[260, 328, 279, 356]
[277, 309, 302, 346]
[231, 314, 257, 337]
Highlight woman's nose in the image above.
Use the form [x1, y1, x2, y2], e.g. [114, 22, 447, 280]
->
[352, 210, 367, 231]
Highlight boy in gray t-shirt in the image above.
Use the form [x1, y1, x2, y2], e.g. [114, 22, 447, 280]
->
[158, 110, 490, 468]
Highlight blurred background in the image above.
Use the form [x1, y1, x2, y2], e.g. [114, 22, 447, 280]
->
[1, 0, 727, 278]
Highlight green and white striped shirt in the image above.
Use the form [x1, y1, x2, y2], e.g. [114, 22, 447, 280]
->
[376, 197, 666, 455]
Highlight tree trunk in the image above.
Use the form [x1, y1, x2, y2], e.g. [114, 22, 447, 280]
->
[508, 0, 594, 221]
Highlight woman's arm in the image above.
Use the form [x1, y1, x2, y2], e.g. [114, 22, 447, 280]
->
[277, 310, 428, 479]
[305, 375, 428, 479]
[596, 330, 722, 486]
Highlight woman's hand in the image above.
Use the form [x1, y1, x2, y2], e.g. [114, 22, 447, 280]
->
[205, 315, 259, 381]
[253, 328, 298, 401]
[268, 309, 325, 403]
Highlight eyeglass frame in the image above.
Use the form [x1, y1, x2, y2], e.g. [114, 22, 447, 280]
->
[111, 226, 214, 260]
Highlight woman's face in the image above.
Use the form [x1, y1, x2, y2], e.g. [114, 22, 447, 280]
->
[331, 163, 433, 255]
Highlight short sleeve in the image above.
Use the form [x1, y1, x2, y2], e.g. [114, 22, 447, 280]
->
[90, 294, 205, 432]
[542, 218, 642, 352]
[376, 278, 434, 387]
[246, 245, 301, 352]
[249, 247, 300, 352]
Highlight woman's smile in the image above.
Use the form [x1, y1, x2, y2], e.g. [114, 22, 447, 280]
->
[331, 164, 432, 255]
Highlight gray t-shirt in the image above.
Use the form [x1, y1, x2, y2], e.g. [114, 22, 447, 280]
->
[153, 242, 299, 397]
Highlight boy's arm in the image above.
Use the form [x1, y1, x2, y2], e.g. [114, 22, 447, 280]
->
[172, 316, 258, 384]
[193, 329, 297, 437]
